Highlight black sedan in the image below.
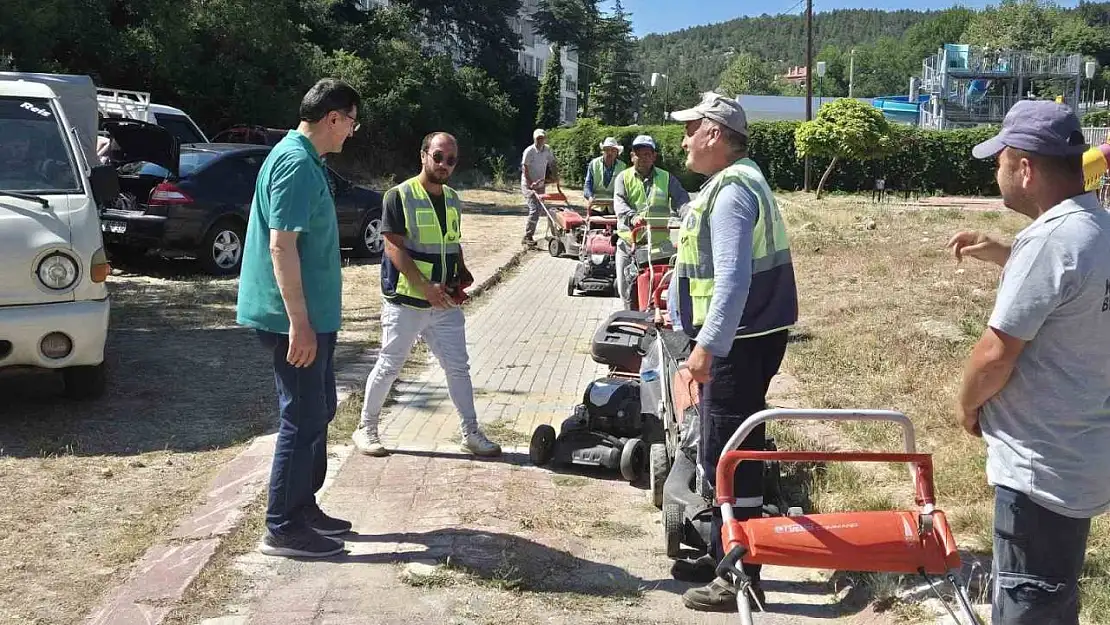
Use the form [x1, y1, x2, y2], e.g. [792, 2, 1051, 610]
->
[100, 143, 384, 275]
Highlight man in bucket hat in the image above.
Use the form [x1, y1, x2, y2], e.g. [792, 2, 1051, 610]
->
[613, 134, 689, 306]
[665, 92, 798, 613]
[583, 137, 627, 213]
[948, 99, 1110, 625]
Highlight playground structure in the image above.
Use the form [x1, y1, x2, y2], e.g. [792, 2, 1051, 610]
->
[871, 44, 1085, 130]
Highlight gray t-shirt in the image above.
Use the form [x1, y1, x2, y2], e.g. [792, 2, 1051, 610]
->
[981, 192, 1110, 519]
[521, 144, 556, 187]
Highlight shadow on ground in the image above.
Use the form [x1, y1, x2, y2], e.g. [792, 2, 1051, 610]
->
[0, 255, 372, 458]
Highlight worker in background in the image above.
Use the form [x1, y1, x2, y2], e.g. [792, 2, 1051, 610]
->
[582, 136, 627, 214]
[949, 101, 1110, 625]
[665, 92, 799, 613]
[352, 132, 502, 459]
[520, 128, 559, 247]
[613, 134, 689, 307]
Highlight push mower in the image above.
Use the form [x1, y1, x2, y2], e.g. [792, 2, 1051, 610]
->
[529, 307, 661, 483]
[566, 198, 620, 297]
[623, 222, 676, 312]
[713, 408, 982, 625]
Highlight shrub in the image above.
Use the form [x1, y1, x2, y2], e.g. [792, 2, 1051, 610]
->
[548, 119, 1001, 196]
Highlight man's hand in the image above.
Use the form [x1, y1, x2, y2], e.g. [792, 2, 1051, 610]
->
[422, 281, 454, 309]
[687, 344, 713, 384]
[957, 404, 982, 437]
[287, 319, 318, 368]
[947, 231, 1011, 267]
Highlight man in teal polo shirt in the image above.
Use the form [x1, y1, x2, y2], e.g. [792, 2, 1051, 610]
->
[237, 78, 361, 559]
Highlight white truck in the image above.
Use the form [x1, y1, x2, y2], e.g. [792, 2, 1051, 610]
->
[0, 72, 178, 399]
[95, 87, 209, 145]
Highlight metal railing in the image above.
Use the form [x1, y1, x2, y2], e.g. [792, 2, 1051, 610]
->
[924, 46, 1082, 78]
[1083, 127, 1110, 146]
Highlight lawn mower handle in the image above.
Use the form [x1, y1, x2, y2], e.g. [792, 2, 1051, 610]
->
[721, 408, 917, 456]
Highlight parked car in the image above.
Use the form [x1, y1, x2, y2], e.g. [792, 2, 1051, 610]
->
[0, 72, 176, 399]
[210, 124, 284, 146]
[99, 143, 385, 275]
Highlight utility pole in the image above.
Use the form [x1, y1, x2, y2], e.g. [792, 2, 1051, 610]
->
[849, 49, 856, 98]
[804, 0, 813, 193]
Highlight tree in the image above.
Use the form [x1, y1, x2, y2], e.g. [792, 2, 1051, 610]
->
[536, 43, 565, 129]
[717, 52, 777, 96]
[586, 0, 640, 125]
[794, 98, 891, 198]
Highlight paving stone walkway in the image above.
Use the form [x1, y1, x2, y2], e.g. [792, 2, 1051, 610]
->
[194, 254, 897, 625]
[377, 253, 622, 450]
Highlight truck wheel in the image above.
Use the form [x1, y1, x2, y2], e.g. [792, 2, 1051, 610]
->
[199, 219, 246, 276]
[649, 443, 669, 509]
[63, 363, 107, 400]
[530, 424, 556, 466]
[620, 437, 646, 482]
[663, 502, 684, 558]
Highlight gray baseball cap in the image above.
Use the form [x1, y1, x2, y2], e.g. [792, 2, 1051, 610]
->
[972, 99, 1089, 159]
[669, 92, 749, 137]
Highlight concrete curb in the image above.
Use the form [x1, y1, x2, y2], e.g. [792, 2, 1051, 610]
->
[82, 246, 537, 625]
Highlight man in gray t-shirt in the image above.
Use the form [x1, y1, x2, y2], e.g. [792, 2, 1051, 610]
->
[951, 100, 1110, 625]
[520, 128, 559, 247]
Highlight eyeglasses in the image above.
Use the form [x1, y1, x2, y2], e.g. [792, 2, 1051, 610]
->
[428, 151, 458, 167]
[342, 112, 360, 133]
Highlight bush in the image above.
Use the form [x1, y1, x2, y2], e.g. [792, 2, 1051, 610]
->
[548, 118, 1001, 196]
[1084, 109, 1110, 127]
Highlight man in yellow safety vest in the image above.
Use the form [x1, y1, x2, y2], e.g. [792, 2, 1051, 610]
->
[613, 134, 689, 307]
[351, 132, 502, 459]
[582, 136, 627, 213]
[665, 93, 799, 613]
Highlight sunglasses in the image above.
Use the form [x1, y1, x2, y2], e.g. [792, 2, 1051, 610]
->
[428, 151, 458, 167]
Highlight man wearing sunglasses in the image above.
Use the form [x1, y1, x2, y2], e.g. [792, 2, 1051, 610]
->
[666, 93, 798, 612]
[352, 132, 502, 459]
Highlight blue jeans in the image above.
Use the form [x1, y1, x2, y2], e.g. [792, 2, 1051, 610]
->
[258, 330, 338, 535]
[993, 485, 1091, 625]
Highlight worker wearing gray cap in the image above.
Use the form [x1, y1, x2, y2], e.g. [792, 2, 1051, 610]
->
[666, 92, 799, 613]
[950, 100, 1110, 625]
[613, 134, 689, 307]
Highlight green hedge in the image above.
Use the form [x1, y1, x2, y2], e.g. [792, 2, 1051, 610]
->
[548, 118, 1001, 196]
[1084, 109, 1110, 127]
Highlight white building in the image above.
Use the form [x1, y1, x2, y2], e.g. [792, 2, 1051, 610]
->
[356, 0, 579, 125]
[511, 0, 579, 125]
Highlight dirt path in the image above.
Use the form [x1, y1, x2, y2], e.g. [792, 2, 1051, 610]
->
[0, 189, 527, 625]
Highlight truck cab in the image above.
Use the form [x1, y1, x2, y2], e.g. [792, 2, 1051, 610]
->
[0, 72, 176, 399]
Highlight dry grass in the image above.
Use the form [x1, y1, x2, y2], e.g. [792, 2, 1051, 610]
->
[776, 192, 1109, 622]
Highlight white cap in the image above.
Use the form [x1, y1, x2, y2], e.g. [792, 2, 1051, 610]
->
[533, 128, 547, 139]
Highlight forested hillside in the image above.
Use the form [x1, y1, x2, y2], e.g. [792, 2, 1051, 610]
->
[636, 2, 1110, 99]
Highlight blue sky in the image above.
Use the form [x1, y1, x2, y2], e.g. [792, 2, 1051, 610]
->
[620, 0, 1082, 37]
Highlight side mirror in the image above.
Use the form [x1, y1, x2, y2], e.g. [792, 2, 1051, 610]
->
[89, 165, 120, 207]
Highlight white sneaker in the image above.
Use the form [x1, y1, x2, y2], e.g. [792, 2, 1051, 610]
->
[462, 430, 502, 457]
[352, 424, 389, 457]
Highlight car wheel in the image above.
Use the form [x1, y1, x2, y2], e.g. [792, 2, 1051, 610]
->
[352, 210, 384, 258]
[63, 363, 107, 400]
[199, 219, 246, 276]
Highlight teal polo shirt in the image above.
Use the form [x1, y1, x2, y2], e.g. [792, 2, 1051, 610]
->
[236, 130, 342, 334]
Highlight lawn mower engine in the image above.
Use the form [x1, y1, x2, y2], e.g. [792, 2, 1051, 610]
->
[567, 231, 618, 296]
[530, 376, 650, 482]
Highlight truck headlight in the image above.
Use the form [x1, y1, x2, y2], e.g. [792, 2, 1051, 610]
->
[37, 252, 79, 290]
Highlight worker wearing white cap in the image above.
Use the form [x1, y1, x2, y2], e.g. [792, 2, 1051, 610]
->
[520, 128, 560, 247]
[613, 134, 689, 306]
[583, 137, 627, 213]
[665, 92, 798, 613]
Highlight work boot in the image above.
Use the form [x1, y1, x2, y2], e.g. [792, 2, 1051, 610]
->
[682, 577, 766, 612]
[352, 424, 389, 457]
[462, 429, 502, 457]
[521, 236, 536, 248]
[671, 554, 717, 583]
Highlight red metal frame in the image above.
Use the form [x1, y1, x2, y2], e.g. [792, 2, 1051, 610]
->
[715, 450, 962, 576]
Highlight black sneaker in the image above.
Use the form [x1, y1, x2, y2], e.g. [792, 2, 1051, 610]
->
[306, 507, 353, 536]
[259, 529, 344, 558]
